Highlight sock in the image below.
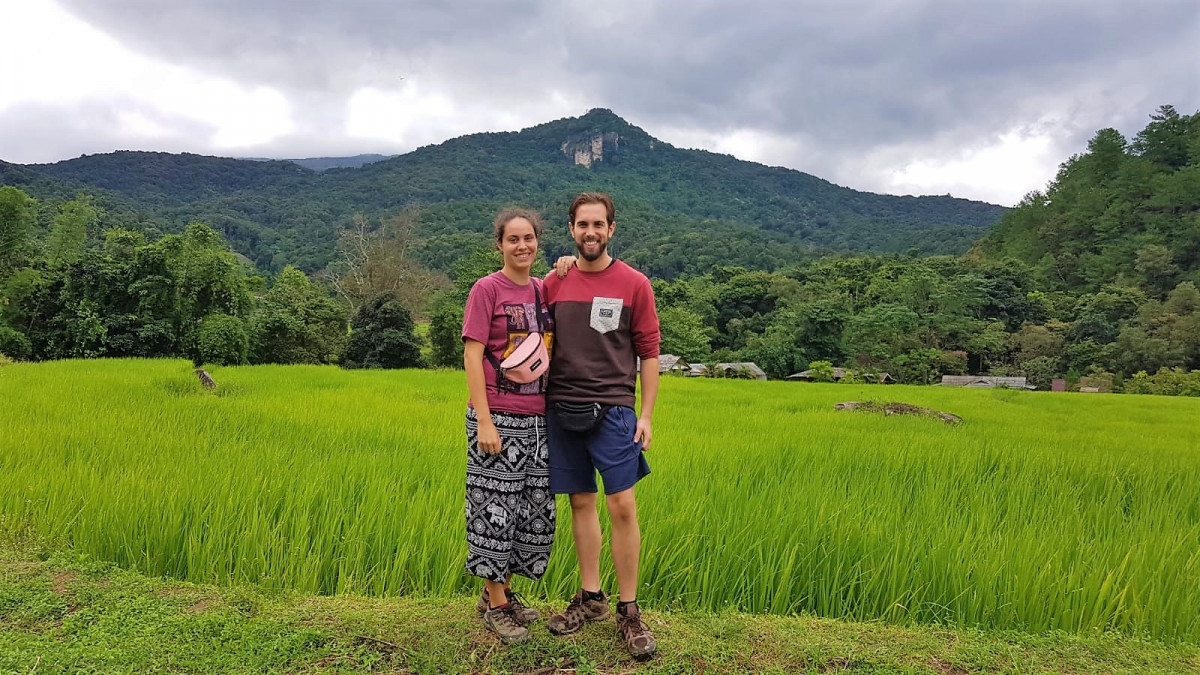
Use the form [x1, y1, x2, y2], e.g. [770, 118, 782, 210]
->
[617, 600, 638, 615]
[489, 600, 511, 612]
[583, 589, 605, 602]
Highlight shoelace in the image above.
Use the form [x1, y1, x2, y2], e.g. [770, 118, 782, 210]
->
[566, 592, 588, 610]
[489, 607, 519, 629]
[506, 590, 530, 609]
[618, 612, 649, 637]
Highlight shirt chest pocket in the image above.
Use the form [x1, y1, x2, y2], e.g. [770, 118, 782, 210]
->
[590, 297, 623, 334]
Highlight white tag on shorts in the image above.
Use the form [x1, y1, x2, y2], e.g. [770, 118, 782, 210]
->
[590, 297, 623, 334]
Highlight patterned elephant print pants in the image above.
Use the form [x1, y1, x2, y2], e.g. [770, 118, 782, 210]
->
[465, 408, 556, 582]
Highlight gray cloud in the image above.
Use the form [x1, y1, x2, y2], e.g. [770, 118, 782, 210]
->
[21, 0, 1200, 202]
[0, 99, 217, 162]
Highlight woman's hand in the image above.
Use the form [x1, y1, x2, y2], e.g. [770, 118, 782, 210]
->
[478, 418, 503, 455]
[554, 255, 578, 278]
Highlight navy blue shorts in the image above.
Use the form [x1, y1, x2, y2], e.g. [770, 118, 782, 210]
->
[547, 405, 651, 495]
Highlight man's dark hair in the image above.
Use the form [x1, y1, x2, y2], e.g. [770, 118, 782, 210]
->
[568, 192, 615, 224]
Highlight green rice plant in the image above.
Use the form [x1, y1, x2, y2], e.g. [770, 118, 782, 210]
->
[1, 359, 1198, 641]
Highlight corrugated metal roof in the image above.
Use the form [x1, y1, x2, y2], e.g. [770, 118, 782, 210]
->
[940, 375, 1029, 388]
[715, 362, 768, 379]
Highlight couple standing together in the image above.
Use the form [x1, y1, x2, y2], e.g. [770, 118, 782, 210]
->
[461, 192, 659, 659]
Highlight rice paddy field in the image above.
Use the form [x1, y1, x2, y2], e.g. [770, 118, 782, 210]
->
[1, 359, 1198, 643]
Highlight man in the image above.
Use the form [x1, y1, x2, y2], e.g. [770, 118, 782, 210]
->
[543, 192, 659, 660]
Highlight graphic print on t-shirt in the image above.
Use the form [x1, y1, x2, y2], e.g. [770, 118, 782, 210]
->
[501, 301, 554, 395]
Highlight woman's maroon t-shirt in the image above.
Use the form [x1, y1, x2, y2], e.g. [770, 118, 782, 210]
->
[461, 271, 553, 416]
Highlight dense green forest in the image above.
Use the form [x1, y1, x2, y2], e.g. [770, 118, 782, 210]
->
[0, 109, 1003, 278]
[2, 106, 1197, 394]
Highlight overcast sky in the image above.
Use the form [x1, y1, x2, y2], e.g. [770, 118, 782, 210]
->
[2, 1, 1197, 206]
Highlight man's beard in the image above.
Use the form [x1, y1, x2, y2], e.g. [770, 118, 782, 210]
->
[575, 237, 607, 262]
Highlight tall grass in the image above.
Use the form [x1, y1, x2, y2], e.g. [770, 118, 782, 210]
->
[1, 359, 1198, 640]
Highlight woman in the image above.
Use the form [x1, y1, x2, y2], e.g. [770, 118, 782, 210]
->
[461, 208, 559, 645]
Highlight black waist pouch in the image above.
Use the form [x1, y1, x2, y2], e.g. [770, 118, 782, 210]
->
[552, 401, 611, 433]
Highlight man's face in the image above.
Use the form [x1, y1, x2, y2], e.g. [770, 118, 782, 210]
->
[570, 203, 614, 262]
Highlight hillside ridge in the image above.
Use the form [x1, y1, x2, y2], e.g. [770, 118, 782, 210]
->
[1, 109, 1006, 276]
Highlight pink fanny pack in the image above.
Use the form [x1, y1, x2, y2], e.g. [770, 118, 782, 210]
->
[486, 281, 551, 389]
[499, 331, 549, 383]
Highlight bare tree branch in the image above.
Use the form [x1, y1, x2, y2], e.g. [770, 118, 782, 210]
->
[326, 208, 449, 317]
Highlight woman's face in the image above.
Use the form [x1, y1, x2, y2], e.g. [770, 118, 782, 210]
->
[498, 217, 538, 272]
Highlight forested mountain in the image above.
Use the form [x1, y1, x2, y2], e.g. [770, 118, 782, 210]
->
[1, 105, 1197, 394]
[0, 109, 1005, 278]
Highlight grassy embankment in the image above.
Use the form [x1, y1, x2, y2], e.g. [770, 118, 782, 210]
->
[3, 539, 1199, 673]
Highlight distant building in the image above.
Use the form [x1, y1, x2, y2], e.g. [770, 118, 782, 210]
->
[787, 368, 895, 384]
[686, 363, 708, 378]
[1052, 378, 1066, 392]
[940, 375, 1035, 390]
[713, 362, 768, 381]
[657, 354, 691, 376]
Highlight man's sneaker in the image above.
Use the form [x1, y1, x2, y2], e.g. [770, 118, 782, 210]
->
[482, 605, 530, 645]
[547, 589, 610, 636]
[476, 588, 539, 625]
[616, 602, 656, 661]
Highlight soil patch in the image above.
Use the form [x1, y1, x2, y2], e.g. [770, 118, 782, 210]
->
[185, 599, 212, 614]
[929, 657, 968, 674]
[834, 401, 962, 425]
[51, 572, 76, 594]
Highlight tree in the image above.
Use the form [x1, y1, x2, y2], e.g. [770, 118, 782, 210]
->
[842, 303, 920, 365]
[789, 299, 848, 363]
[890, 348, 944, 384]
[0, 186, 37, 275]
[46, 197, 97, 266]
[966, 320, 1011, 373]
[328, 210, 447, 317]
[450, 248, 504, 296]
[1135, 244, 1178, 295]
[428, 293, 465, 368]
[1012, 322, 1066, 364]
[0, 269, 41, 332]
[659, 305, 712, 361]
[1131, 105, 1193, 169]
[1124, 370, 1154, 394]
[742, 317, 805, 379]
[1083, 128, 1128, 184]
[1071, 287, 1144, 344]
[806, 360, 835, 383]
[251, 266, 347, 364]
[1018, 355, 1059, 390]
[104, 227, 146, 259]
[166, 222, 254, 360]
[342, 294, 423, 369]
[0, 326, 31, 360]
[712, 269, 776, 350]
[197, 313, 249, 366]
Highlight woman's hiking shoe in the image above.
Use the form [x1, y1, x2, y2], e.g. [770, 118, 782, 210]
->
[477, 588, 539, 625]
[616, 602, 656, 661]
[547, 589, 611, 635]
[482, 604, 530, 645]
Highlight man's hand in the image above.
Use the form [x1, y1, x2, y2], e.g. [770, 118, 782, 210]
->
[554, 255, 578, 278]
[634, 416, 652, 450]
[478, 419, 502, 455]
